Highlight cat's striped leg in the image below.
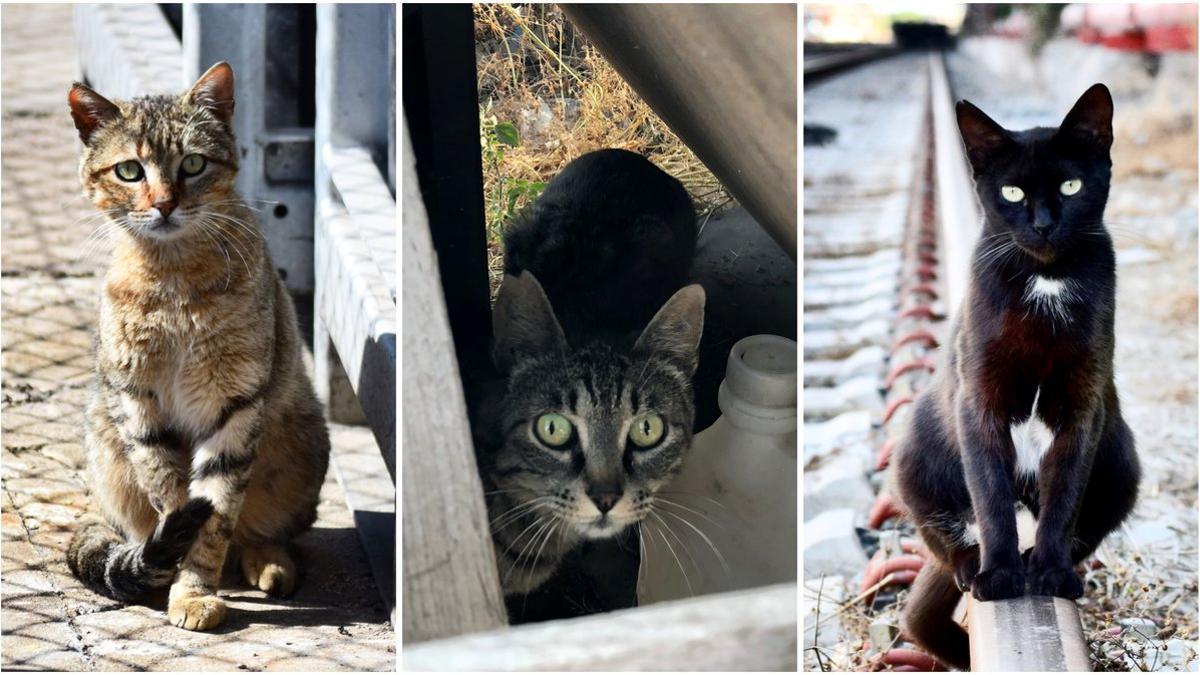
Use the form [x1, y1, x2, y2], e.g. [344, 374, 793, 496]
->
[168, 400, 264, 631]
[108, 386, 189, 515]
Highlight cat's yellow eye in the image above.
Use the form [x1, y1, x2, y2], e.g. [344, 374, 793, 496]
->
[628, 413, 665, 449]
[1060, 178, 1082, 196]
[180, 154, 207, 177]
[534, 413, 573, 447]
[1000, 185, 1025, 203]
[114, 160, 143, 182]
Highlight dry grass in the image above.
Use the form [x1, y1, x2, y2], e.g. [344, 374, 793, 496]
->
[474, 4, 733, 296]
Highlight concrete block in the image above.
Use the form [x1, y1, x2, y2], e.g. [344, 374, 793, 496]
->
[804, 508, 867, 578]
[804, 453, 873, 519]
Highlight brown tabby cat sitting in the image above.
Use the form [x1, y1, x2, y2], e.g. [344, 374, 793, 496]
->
[65, 63, 330, 630]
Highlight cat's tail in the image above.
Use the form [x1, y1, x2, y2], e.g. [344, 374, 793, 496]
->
[901, 563, 970, 670]
[67, 497, 213, 601]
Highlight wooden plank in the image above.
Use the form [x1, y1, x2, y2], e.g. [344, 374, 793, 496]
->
[401, 119, 509, 643]
[402, 583, 798, 671]
[967, 596, 1091, 672]
[562, 4, 797, 258]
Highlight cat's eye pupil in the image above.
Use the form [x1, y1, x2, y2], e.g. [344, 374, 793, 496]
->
[114, 161, 143, 182]
[534, 413, 572, 448]
[629, 413, 664, 449]
[181, 154, 206, 177]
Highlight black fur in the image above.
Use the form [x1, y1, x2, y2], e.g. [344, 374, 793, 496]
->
[893, 84, 1139, 669]
[67, 497, 214, 601]
[502, 148, 696, 346]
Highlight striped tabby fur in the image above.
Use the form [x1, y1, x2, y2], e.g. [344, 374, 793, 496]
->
[65, 63, 330, 631]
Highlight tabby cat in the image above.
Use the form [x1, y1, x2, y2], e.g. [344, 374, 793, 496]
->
[65, 63, 330, 631]
[475, 149, 704, 600]
[893, 84, 1139, 669]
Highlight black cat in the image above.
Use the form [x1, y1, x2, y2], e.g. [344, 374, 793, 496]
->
[892, 84, 1139, 670]
[501, 148, 697, 346]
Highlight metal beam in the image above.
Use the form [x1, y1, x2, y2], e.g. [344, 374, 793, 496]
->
[562, 3, 797, 257]
[968, 596, 1091, 671]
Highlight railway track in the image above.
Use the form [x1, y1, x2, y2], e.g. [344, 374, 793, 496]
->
[803, 52, 1091, 672]
[803, 44, 899, 87]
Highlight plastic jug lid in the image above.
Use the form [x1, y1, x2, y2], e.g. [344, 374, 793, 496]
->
[723, 334, 797, 409]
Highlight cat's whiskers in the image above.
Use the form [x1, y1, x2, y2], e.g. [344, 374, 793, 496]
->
[526, 518, 561, 587]
[488, 496, 554, 531]
[649, 510, 700, 593]
[499, 515, 549, 571]
[77, 211, 130, 262]
[657, 490, 732, 513]
[505, 516, 555, 587]
[651, 495, 727, 532]
[195, 217, 250, 282]
[190, 220, 235, 289]
[194, 215, 254, 281]
[645, 514, 694, 596]
[656, 506, 731, 577]
[195, 209, 264, 243]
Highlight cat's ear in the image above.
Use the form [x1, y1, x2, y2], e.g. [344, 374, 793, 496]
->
[186, 62, 235, 124]
[67, 83, 120, 143]
[633, 284, 706, 376]
[492, 271, 568, 374]
[1058, 83, 1113, 152]
[956, 100, 1012, 170]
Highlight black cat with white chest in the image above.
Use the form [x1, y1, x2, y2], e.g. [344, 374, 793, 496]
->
[893, 84, 1139, 669]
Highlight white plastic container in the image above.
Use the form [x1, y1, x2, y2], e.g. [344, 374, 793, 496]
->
[638, 334, 798, 604]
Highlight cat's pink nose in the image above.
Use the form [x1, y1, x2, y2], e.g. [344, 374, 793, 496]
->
[155, 200, 176, 219]
[588, 490, 622, 514]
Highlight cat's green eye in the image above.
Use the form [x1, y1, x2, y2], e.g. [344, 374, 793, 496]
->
[114, 160, 144, 182]
[180, 154, 207, 177]
[628, 413, 665, 449]
[1060, 178, 1082, 196]
[534, 413, 573, 447]
[1000, 185, 1025, 203]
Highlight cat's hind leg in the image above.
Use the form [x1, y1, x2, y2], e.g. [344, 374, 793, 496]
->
[240, 543, 297, 596]
[1071, 412, 1139, 564]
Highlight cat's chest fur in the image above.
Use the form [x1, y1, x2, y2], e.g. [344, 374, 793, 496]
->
[1009, 387, 1053, 477]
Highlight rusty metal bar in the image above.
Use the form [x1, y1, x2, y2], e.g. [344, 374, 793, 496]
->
[561, 3, 797, 257]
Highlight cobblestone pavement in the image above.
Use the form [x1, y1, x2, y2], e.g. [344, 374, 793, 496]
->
[1, 5, 394, 670]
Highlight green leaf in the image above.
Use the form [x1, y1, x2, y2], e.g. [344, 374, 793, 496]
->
[494, 122, 520, 147]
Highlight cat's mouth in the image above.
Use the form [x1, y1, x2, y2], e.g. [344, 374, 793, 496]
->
[578, 513, 634, 539]
[1014, 236, 1057, 264]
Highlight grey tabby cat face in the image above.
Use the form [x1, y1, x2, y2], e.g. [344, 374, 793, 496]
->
[491, 272, 705, 540]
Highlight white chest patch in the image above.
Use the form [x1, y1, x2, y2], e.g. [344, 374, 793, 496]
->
[1023, 275, 1076, 323]
[1010, 388, 1054, 476]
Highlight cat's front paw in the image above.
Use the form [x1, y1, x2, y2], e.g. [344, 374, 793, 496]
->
[1027, 564, 1083, 599]
[168, 593, 226, 631]
[970, 565, 1026, 601]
